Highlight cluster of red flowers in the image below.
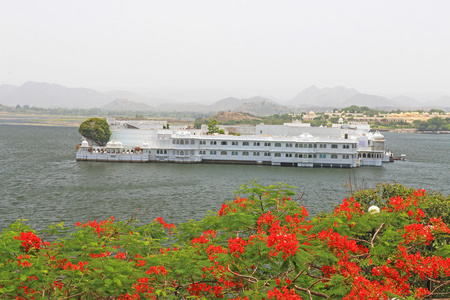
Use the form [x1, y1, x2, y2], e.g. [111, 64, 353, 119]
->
[429, 217, 450, 234]
[344, 274, 410, 300]
[17, 254, 32, 267]
[206, 244, 228, 261]
[267, 285, 302, 300]
[388, 189, 426, 212]
[62, 261, 88, 271]
[187, 282, 226, 298]
[119, 277, 156, 300]
[191, 230, 217, 246]
[316, 228, 368, 255]
[118, 266, 168, 299]
[396, 245, 450, 279]
[75, 217, 115, 237]
[402, 223, 434, 245]
[334, 197, 364, 221]
[146, 265, 168, 276]
[266, 223, 299, 260]
[257, 212, 304, 259]
[155, 217, 175, 234]
[218, 196, 252, 216]
[89, 251, 111, 258]
[14, 231, 41, 252]
[228, 237, 248, 258]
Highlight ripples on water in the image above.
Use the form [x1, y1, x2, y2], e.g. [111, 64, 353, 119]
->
[0, 125, 449, 231]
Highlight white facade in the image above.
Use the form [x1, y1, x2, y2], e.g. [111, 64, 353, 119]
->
[76, 121, 386, 168]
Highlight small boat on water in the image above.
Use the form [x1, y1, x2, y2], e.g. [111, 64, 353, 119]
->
[394, 154, 406, 161]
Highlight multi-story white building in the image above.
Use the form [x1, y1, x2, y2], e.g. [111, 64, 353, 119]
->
[76, 119, 386, 167]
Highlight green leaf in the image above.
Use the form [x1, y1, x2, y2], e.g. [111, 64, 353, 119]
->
[113, 277, 122, 287]
[280, 259, 290, 272]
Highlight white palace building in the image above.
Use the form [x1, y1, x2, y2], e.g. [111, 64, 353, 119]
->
[76, 119, 388, 168]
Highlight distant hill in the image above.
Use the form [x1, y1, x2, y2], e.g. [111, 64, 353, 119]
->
[234, 97, 293, 116]
[1, 81, 449, 112]
[391, 95, 423, 108]
[287, 85, 360, 107]
[155, 102, 210, 112]
[0, 81, 167, 109]
[0, 81, 109, 108]
[209, 97, 243, 111]
[434, 96, 450, 108]
[101, 98, 155, 111]
[209, 111, 261, 123]
[102, 90, 167, 106]
[343, 94, 396, 108]
[146, 96, 293, 116]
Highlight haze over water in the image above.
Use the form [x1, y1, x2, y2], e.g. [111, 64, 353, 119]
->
[1, 125, 449, 231]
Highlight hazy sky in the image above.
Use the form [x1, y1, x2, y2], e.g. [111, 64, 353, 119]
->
[1, 0, 450, 100]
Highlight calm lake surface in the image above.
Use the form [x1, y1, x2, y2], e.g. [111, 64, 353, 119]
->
[1, 124, 449, 231]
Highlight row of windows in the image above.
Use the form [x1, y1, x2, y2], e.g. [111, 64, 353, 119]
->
[196, 140, 353, 149]
[175, 150, 195, 155]
[154, 149, 354, 159]
[198, 151, 354, 159]
[359, 153, 383, 158]
[173, 140, 196, 145]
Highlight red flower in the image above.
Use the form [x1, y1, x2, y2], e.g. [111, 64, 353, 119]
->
[14, 232, 41, 252]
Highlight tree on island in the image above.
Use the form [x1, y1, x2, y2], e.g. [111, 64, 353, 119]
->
[207, 119, 220, 134]
[78, 117, 111, 146]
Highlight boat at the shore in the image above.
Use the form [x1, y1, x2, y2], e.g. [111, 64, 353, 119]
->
[76, 119, 392, 168]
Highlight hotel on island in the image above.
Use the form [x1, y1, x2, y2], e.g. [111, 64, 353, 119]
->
[76, 118, 388, 168]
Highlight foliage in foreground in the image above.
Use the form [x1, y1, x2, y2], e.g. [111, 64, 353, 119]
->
[1, 183, 450, 299]
[78, 117, 111, 146]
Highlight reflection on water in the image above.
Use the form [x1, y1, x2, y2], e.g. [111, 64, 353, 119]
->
[0, 125, 449, 231]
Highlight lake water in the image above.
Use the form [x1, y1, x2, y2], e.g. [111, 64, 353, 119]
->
[1, 125, 449, 231]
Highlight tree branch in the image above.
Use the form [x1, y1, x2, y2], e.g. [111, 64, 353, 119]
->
[371, 223, 384, 247]
[294, 285, 329, 298]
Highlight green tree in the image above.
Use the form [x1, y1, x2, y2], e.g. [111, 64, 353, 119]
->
[78, 117, 111, 146]
[207, 119, 219, 134]
[429, 109, 445, 115]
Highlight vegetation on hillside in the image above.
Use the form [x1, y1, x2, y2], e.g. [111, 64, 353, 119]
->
[413, 117, 450, 131]
[197, 111, 293, 126]
[2, 104, 449, 131]
[340, 105, 387, 116]
[0, 104, 209, 120]
[1, 183, 449, 299]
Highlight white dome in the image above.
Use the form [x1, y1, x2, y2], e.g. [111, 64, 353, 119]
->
[106, 140, 123, 148]
[81, 140, 89, 147]
[372, 131, 385, 141]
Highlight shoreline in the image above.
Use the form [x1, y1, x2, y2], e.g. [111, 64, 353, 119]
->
[1, 113, 449, 133]
[0, 112, 86, 127]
